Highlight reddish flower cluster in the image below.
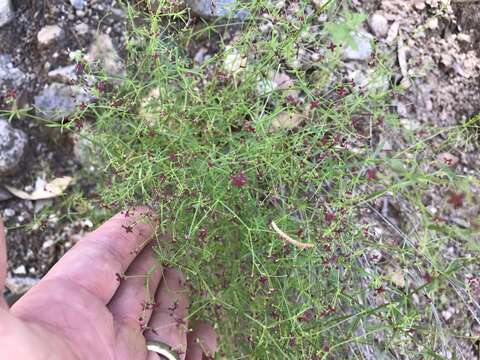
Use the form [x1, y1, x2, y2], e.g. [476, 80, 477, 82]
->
[336, 86, 347, 97]
[243, 121, 256, 133]
[447, 190, 465, 208]
[374, 286, 385, 295]
[169, 153, 178, 162]
[168, 300, 178, 315]
[319, 305, 336, 317]
[5, 88, 16, 99]
[231, 171, 247, 188]
[121, 224, 134, 233]
[285, 94, 299, 105]
[97, 81, 106, 93]
[298, 308, 315, 322]
[310, 100, 320, 109]
[288, 337, 296, 347]
[74, 120, 84, 131]
[366, 168, 378, 180]
[327, 42, 337, 51]
[325, 211, 336, 224]
[198, 227, 208, 241]
[75, 62, 84, 75]
[422, 271, 432, 283]
[115, 272, 125, 282]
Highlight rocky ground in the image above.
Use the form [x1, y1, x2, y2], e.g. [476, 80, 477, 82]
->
[352, 1, 480, 357]
[0, 0, 126, 300]
[1, 0, 480, 356]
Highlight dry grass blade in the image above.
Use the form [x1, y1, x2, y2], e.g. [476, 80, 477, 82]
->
[271, 221, 314, 249]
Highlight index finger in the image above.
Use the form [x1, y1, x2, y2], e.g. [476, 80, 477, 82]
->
[0, 218, 7, 309]
[42, 206, 158, 304]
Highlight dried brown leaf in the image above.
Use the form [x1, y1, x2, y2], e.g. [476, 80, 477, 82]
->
[5, 176, 73, 200]
[270, 112, 306, 132]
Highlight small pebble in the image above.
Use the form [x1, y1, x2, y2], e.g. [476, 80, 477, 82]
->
[37, 25, 64, 46]
[12, 265, 27, 275]
[368, 13, 389, 38]
[74, 22, 89, 35]
[413, 0, 426, 10]
[441, 307, 455, 321]
[70, 0, 86, 10]
[343, 31, 373, 61]
[426, 17, 438, 30]
[3, 208, 14, 217]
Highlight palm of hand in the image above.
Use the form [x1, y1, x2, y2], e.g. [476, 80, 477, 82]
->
[0, 208, 216, 360]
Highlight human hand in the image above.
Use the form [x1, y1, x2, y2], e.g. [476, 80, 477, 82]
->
[0, 207, 217, 359]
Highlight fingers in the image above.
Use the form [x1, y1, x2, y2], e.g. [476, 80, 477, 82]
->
[145, 268, 189, 359]
[185, 322, 218, 360]
[42, 206, 158, 304]
[108, 243, 163, 328]
[0, 218, 7, 309]
[110, 243, 163, 360]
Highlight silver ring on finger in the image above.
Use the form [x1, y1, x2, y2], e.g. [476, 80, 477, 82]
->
[146, 340, 180, 360]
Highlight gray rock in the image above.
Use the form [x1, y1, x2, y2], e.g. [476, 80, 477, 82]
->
[368, 13, 388, 38]
[48, 65, 78, 83]
[0, 54, 26, 89]
[0, 0, 13, 28]
[0, 119, 28, 176]
[84, 34, 125, 79]
[70, 0, 86, 10]
[34, 83, 92, 120]
[184, 0, 248, 19]
[73, 128, 100, 170]
[343, 31, 373, 61]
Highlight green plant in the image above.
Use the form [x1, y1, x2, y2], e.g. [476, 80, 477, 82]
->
[13, 0, 479, 358]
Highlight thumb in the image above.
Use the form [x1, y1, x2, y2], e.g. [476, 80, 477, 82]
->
[0, 218, 7, 309]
